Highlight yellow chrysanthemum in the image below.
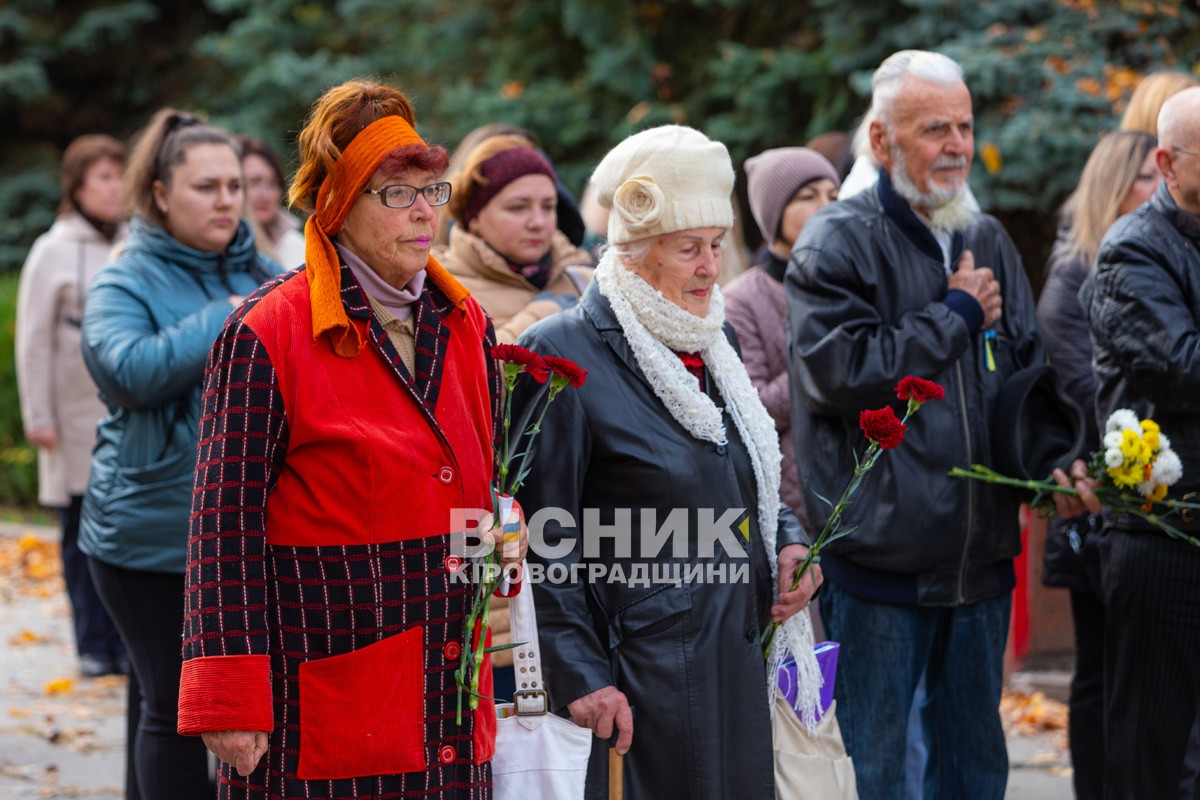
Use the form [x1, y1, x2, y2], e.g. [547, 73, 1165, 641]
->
[1143, 429, 1161, 452]
[1108, 463, 1143, 488]
[1119, 429, 1153, 464]
[1141, 419, 1160, 435]
[1149, 482, 1169, 502]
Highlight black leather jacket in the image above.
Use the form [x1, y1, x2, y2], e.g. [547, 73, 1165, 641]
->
[787, 172, 1046, 606]
[511, 285, 804, 799]
[1082, 182, 1200, 532]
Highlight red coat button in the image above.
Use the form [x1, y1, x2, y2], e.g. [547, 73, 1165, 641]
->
[443, 641, 461, 661]
[444, 555, 463, 573]
[439, 745, 456, 764]
[438, 466, 454, 484]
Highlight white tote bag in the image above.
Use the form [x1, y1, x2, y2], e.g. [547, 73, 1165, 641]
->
[773, 692, 858, 800]
[492, 562, 593, 799]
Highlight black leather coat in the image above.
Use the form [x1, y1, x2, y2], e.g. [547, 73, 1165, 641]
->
[513, 283, 805, 800]
[787, 174, 1047, 605]
[1038, 235, 1104, 590]
[1082, 182, 1200, 532]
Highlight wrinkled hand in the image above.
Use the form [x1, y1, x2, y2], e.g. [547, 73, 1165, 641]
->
[202, 730, 268, 777]
[25, 427, 57, 450]
[480, 500, 529, 579]
[567, 685, 633, 755]
[773, 543, 822, 624]
[1052, 459, 1103, 517]
[948, 250, 1002, 330]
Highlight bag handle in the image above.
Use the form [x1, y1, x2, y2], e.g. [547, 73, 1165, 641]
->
[508, 559, 549, 716]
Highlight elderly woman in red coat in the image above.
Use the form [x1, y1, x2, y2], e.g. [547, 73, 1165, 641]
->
[176, 79, 526, 799]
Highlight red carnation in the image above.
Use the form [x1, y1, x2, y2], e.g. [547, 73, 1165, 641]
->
[491, 344, 549, 383]
[860, 406, 907, 450]
[896, 376, 945, 404]
[543, 355, 588, 388]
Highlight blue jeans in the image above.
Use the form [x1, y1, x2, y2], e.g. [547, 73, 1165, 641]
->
[821, 581, 1010, 800]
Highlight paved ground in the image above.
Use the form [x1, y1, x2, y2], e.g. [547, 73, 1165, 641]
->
[0, 521, 1072, 799]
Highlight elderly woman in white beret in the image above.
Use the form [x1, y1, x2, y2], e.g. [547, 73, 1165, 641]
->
[512, 125, 824, 799]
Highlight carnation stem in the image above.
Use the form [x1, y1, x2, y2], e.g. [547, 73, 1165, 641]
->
[761, 403, 922, 659]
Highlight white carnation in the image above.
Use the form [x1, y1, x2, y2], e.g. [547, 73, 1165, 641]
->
[1159, 433, 1172, 452]
[1152, 449, 1183, 486]
[1105, 448, 1125, 468]
[1137, 480, 1156, 498]
[1103, 431, 1124, 449]
[1106, 409, 1141, 434]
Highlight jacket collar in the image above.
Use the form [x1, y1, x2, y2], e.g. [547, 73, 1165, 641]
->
[1151, 180, 1200, 243]
[56, 212, 126, 245]
[123, 216, 262, 275]
[579, 280, 659, 391]
[447, 225, 579, 289]
[579, 280, 722, 399]
[876, 166, 964, 265]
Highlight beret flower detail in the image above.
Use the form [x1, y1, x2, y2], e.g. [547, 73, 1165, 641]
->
[612, 175, 665, 234]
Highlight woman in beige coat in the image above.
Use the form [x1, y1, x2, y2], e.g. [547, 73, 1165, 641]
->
[15, 134, 127, 677]
[435, 134, 592, 344]
[433, 134, 591, 699]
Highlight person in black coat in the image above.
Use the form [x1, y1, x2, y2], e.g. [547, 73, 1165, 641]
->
[1036, 129, 1159, 800]
[513, 125, 821, 800]
[1081, 87, 1200, 799]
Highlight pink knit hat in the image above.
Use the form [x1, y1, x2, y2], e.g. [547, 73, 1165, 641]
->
[744, 147, 840, 244]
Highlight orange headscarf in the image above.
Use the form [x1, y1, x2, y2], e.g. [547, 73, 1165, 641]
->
[304, 115, 469, 358]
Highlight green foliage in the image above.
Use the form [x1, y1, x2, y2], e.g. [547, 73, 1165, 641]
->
[0, 273, 37, 508]
[0, 0, 228, 273]
[3, 0, 1199, 265]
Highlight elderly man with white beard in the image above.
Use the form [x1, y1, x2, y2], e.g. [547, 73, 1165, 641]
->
[786, 50, 1096, 800]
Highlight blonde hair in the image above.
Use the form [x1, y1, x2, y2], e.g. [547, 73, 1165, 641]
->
[446, 134, 537, 224]
[1060, 130, 1157, 267]
[1120, 71, 1198, 136]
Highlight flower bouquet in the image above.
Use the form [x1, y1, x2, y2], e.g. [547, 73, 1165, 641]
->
[762, 376, 944, 658]
[950, 408, 1200, 547]
[455, 344, 587, 724]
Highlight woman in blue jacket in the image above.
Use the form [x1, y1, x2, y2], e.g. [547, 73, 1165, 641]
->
[80, 109, 278, 800]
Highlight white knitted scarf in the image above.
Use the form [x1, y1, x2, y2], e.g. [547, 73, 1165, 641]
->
[594, 249, 822, 727]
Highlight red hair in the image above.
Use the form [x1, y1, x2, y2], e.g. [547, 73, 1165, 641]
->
[291, 80, 446, 213]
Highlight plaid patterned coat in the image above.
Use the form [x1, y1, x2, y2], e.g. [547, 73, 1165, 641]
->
[178, 263, 503, 800]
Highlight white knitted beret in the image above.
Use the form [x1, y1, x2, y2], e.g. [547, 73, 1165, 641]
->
[591, 125, 735, 244]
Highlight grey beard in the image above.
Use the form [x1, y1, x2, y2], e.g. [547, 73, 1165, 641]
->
[890, 152, 977, 234]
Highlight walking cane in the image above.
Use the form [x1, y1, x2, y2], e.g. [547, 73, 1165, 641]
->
[608, 747, 623, 800]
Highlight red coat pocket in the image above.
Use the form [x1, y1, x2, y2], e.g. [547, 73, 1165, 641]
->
[298, 625, 426, 780]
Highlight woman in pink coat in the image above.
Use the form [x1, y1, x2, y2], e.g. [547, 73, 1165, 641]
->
[723, 147, 839, 524]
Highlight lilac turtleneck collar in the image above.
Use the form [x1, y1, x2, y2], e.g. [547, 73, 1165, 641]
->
[335, 241, 426, 321]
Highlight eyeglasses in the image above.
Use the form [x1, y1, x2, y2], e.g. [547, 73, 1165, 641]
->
[1172, 145, 1200, 159]
[363, 181, 452, 209]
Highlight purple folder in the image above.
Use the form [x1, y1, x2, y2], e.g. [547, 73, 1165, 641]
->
[776, 641, 840, 722]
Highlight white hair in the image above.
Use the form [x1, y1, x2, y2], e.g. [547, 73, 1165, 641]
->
[1158, 86, 1200, 149]
[851, 109, 875, 159]
[603, 238, 654, 269]
[871, 50, 964, 124]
